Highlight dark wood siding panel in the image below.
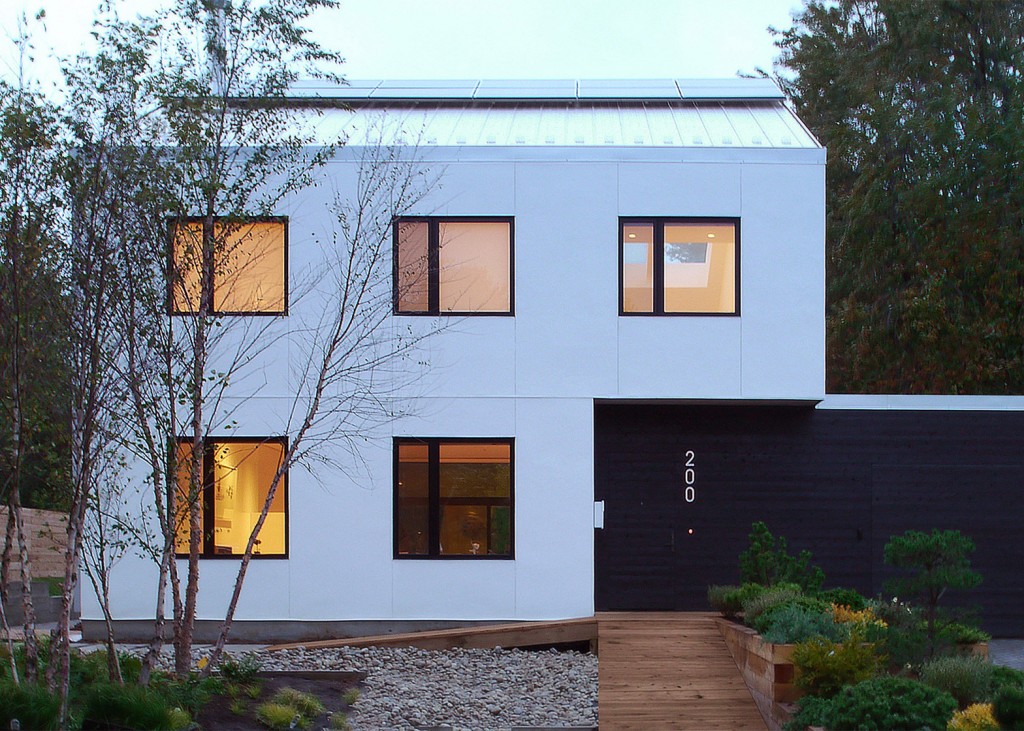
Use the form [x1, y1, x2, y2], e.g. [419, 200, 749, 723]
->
[594, 405, 1024, 635]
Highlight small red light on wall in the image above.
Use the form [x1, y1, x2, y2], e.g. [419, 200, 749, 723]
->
[688, 528, 694, 535]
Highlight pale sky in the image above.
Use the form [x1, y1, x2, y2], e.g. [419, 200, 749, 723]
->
[1, 0, 805, 91]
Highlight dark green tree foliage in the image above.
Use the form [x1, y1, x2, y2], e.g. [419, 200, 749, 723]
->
[826, 676, 956, 730]
[884, 529, 982, 658]
[774, 1, 1024, 392]
[739, 521, 825, 591]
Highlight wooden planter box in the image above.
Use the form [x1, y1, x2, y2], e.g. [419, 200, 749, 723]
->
[715, 617, 800, 731]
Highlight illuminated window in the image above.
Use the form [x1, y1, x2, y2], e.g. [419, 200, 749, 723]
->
[395, 438, 513, 558]
[620, 218, 738, 315]
[175, 438, 287, 558]
[394, 218, 513, 314]
[171, 218, 287, 315]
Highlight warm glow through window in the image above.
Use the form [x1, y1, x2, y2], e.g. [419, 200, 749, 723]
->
[172, 219, 287, 315]
[395, 218, 513, 314]
[174, 438, 287, 558]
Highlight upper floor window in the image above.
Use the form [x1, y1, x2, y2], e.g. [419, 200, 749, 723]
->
[174, 437, 288, 558]
[394, 218, 513, 315]
[620, 218, 739, 315]
[394, 438, 514, 558]
[171, 217, 287, 315]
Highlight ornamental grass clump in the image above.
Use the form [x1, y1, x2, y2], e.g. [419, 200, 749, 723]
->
[827, 676, 956, 731]
[272, 687, 326, 717]
[257, 702, 306, 730]
[792, 635, 883, 698]
[921, 654, 994, 709]
[741, 583, 804, 626]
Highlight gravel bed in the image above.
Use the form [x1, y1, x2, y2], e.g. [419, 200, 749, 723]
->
[262, 645, 598, 730]
[135, 643, 598, 730]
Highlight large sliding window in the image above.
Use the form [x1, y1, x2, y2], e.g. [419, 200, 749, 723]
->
[171, 217, 287, 315]
[174, 437, 288, 558]
[620, 218, 739, 315]
[394, 438, 513, 558]
[394, 218, 513, 315]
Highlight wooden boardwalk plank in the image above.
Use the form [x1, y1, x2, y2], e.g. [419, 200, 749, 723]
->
[598, 612, 767, 731]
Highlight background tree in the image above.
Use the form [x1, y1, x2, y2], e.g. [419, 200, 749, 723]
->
[774, 0, 1024, 393]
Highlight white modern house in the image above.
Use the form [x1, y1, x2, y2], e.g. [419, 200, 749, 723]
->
[84, 78, 1024, 641]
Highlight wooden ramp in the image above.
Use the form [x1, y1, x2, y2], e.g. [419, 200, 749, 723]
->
[598, 612, 767, 731]
[265, 617, 597, 652]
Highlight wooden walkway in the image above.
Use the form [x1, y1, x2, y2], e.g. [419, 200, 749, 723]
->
[598, 612, 767, 730]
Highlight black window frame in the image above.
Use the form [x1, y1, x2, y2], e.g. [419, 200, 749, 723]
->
[618, 217, 740, 316]
[173, 435, 289, 560]
[168, 215, 290, 317]
[392, 216, 515, 316]
[393, 437, 515, 560]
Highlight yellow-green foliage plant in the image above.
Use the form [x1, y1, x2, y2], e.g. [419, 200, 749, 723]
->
[947, 703, 999, 731]
[792, 634, 884, 698]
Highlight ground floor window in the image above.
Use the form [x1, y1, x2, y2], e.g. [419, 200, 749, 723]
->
[174, 437, 288, 558]
[394, 438, 514, 558]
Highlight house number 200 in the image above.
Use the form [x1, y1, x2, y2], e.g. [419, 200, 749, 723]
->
[684, 450, 696, 503]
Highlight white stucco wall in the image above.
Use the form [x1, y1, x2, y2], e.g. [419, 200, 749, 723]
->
[85, 141, 826, 625]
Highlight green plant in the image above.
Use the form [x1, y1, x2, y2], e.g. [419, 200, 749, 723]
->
[342, 687, 360, 706]
[330, 711, 352, 730]
[827, 676, 957, 731]
[783, 695, 833, 731]
[81, 682, 175, 730]
[752, 596, 833, 634]
[792, 635, 883, 697]
[870, 597, 930, 671]
[220, 653, 262, 684]
[0, 679, 61, 730]
[993, 684, 1024, 730]
[940, 622, 991, 645]
[741, 583, 803, 626]
[257, 701, 307, 729]
[759, 604, 844, 644]
[230, 697, 248, 715]
[739, 521, 825, 592]
[273, 687, 326, 717]
[884, 529, 983, 659]
[948, 702, 999, 731]
[991, 666, 1024, 694]
[152, 672, 222, 719]
[708, 584, 742, 616]
[245, 680, 265, 699]
[921, 655, 994, 709]
[167, 706, 192, 730]
[816, 587, 868, 611]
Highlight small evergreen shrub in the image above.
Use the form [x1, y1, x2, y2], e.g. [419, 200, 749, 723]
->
[792, 635, 883, 698]
[921, 655, 994, 709]
[708, 584, 742, 616]
[827, 676, 957, 731]
[871, 597, 930, 671]
[948, 703, 999, 731]
[741, 583, 803, 625]
[993, 684, 1024, 730]
[759, 604, 844, 644]
[816, 587, 868, 610]
[739, 522, 825, 592]
[940, 622, 991, 645]
[220, 652, 262, 683]
[257, 701, 307, 729]
[0, 679, 61, 730]
[991, 665, 1024, 694]
[783, 695, 833, 731]
[273, 687, 326, 717]
[752, 596, 834, 635]
[81, 682, 174, 730]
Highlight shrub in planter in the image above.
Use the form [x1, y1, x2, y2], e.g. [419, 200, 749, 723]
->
[993, 684, 1024, 730]
[920, 654, 994, 709]
[0, 679, 61, 730]
[816, 587, 868, 611]
[782, 695, 833, 731]
[792, 635, 883, 698]
[739, 521, 825, 592]
[708, 585, 742, 617]
[752, 596, 834, 634]
[827, 676, 956, 731]
[741, 583, 803, 626]
[758, 604, 844, 644]
[948, 703, 999, 731]
[870, 597, 930, 671]
[939, 622, 991, 646]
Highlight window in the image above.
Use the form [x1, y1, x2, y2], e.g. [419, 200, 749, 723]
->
[620, 218, 739, 315]
[394, 218, 513, 314]
[174, 438, 287, 558]
[394, 438, 513, 558]
[171, 218, 287, 315]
